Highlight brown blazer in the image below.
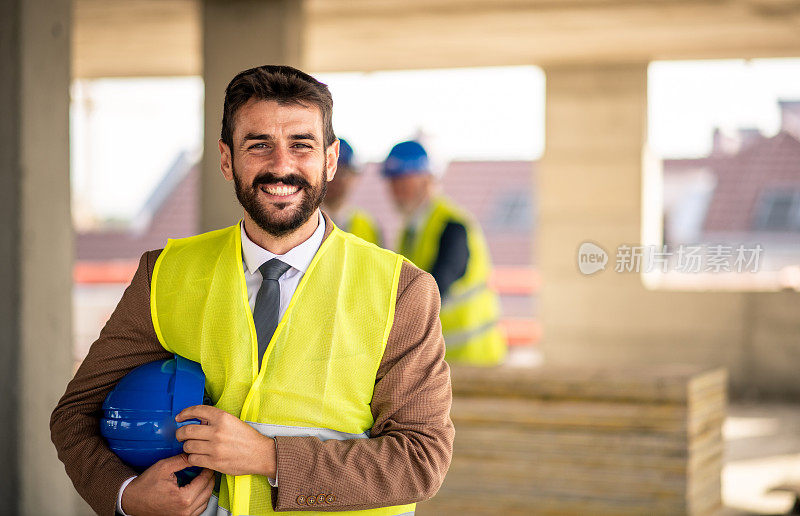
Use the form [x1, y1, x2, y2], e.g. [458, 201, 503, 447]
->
[51, 214, 454, 515]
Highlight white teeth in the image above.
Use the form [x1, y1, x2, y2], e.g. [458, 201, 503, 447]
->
[262, 184, 299, 196]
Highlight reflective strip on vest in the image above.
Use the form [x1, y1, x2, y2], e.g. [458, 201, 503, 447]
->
[202, 496, 415, 516]
[246, 421, 369, 440]
[443, 319, 500, 349]
[440, 282, 488, 309]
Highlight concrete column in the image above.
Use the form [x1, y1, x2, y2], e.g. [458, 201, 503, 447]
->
[539, 64, 648, 288]
[0, 0, 76, 514]
[201, 0, 305, 232]
[538, 64, 746, 379]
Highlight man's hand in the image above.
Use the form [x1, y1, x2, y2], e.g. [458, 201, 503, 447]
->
[176, 405, 277, 477]
[121, 454, 214, 516]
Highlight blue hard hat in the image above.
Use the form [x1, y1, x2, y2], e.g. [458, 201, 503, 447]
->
[382, 141, 430, 178]
[338, 138, 355, 169]
[101, 355, 206, 472]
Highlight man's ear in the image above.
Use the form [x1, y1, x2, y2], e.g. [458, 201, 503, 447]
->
[219, 139, 233, 181]
[325, 139, 340, 182]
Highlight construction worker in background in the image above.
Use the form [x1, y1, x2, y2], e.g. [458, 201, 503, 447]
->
[383, 140, 507, 366]
[321, 138, 383, 246]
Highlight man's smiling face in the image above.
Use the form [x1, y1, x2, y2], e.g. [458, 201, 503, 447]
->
[220, 99, 338, 237]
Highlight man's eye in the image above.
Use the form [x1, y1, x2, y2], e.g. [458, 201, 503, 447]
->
[292, 143, 312, 149]
[249, 143, 268, 150]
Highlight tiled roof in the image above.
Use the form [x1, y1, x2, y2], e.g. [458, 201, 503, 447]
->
[76, 162, 198, 261]
[699, 132, 800, 232]
[664, 101, 800, 236]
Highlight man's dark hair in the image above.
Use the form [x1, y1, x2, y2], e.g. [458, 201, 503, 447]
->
[221, 65, 335, 150]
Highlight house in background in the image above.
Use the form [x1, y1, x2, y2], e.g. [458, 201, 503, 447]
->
[663, 99, 800, 274]
[75, 150, 199, 264]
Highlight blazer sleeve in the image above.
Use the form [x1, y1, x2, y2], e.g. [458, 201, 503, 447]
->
[50, 250, 171, 516]
[271, 261, 454, 511]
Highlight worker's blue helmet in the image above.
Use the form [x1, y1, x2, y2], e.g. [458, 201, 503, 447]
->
[382, 141, 430, 178]
[338, 138, 356, 170]
[101, 355, 206, 473]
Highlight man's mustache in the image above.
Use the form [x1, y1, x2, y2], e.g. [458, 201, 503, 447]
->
[252, 172, 310, 189]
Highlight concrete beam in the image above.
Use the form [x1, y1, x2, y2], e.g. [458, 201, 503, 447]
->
[73, 0, 201, 78]
[306, 0, 800, 71]
[74, 0, 800, 78]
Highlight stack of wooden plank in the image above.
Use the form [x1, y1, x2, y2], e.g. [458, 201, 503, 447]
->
[418, 365, 727, 515]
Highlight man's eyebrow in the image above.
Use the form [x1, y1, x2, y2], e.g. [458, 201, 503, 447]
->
[290, 132, 318, 142]
[242, 132, 273, 142]
[241, 132, 318, 143]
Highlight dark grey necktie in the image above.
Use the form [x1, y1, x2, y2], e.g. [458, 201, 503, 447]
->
[253, 258, 292, 367]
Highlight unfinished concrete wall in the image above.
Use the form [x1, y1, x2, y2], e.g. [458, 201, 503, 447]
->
[539, 63, 800, 398]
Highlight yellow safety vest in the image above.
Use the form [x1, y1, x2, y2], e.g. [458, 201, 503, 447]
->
[151, 222, 415, 516]
[343, 208, 382, 247]
[399, 197, 506, 365]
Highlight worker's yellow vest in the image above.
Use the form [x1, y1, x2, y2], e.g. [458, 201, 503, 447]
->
[151, 222, 415, 516]
[399, 197, 506, 365]
[343, 208, 382, 247]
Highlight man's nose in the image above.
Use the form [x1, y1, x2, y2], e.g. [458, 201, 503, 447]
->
[270, 145, 294, 175]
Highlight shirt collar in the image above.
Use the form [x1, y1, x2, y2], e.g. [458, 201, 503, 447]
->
[240, 210, 325, 275]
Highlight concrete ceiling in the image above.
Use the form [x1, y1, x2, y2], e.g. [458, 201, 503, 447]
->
[73, 0, 800, 78]
[306, 0, 800, 70]
[73, 0, 200, 78]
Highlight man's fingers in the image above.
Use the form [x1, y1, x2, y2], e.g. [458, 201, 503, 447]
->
[189, 484, 214, 516]
[182, 438, 214, 456]
[185, 469, 216, 510]
[152, 453, 192, 474]
[191, 500, 211, 516]
[176, 422, 215, 442]
[176, 404, 225, 423]
[187, 467, 214, 487]
[185, 453, 214, 470]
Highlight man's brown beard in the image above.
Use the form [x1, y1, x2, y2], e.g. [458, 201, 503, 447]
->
[232, 158, 328, 237]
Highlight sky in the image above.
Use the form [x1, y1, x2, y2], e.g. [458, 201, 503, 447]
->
[71, 77, 204, 222]
[316, 66, 546, 167]
[70, 59, 800, 222]
[648, 58, 800, 157]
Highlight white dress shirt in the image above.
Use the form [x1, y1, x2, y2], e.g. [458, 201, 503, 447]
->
[241, 210, 326, 319]
[117, 211, 326, 515]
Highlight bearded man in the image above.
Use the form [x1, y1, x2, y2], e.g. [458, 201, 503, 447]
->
[51, 65, 453, 516]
